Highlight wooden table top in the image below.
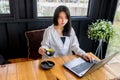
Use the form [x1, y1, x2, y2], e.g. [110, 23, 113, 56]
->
[0, 53, 119, 80]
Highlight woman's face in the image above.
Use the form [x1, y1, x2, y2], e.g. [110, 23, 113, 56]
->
[58, 11, 68, 27]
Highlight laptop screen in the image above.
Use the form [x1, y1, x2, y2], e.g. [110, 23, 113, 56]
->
[64, 52, 119, 77]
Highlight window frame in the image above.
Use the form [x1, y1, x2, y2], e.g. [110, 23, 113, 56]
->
[34, 0, 92, 19]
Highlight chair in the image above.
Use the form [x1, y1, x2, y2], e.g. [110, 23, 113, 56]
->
[25, 29, 45, 59]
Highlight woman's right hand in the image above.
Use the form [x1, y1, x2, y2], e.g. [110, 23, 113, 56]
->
[38, 48, 46, 55]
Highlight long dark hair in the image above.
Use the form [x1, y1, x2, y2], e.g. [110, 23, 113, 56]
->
[53, 5, 72, 36]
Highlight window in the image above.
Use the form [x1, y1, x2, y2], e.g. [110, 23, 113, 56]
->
[0, 0, 10, 14]
[0, 0, 16, 19]
[37, 0, 89, 17]
[106, 0, 120, 56]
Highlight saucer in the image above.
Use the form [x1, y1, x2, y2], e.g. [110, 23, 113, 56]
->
[40, 61, 55, 70]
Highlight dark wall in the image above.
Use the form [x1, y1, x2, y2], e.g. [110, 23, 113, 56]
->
[0, 20, 92, 59]
[0, 0, 118, 59]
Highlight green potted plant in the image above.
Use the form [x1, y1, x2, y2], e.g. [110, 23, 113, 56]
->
[88, 19, 114, 58]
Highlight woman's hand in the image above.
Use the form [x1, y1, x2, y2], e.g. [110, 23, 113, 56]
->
[38, 48, 46, 55]
[81, 54, 94, 62]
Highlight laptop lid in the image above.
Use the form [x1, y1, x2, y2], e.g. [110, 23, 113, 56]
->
[85, 52, 119, 75]
[64, 52, 119, 77]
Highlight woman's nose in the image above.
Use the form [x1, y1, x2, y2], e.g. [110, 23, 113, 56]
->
[62, 18, 66, 22]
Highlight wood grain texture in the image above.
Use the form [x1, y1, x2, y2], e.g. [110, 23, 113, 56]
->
[0, 53, 118, 80]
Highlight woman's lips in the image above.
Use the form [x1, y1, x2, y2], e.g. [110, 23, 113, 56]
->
[61, 23, 65, 25]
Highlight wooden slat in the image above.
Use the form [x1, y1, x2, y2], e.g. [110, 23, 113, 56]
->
[24, 61, 36, 80]
[50, 57, 67, 80]
[32, 60, 47, 80]
[17, 62, 27, 80]
[0, 65, 7, 80]
[16, 61, 36, 80]
[7, 64, 17, 80]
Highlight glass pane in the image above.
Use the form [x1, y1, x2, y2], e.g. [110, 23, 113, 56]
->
[106, 0, 120, 56]
[37, 0, 89, 17]
[0, 0, 10, 14]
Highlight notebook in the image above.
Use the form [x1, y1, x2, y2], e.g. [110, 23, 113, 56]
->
[64, 52, 119, 77]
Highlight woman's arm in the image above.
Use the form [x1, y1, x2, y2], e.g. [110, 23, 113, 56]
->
[70, 28, 93, 62]
[38, 28, 51, 54]
[70, 28, 86, 56]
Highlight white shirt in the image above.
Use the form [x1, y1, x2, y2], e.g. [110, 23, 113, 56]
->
[40, 24, 86, 57]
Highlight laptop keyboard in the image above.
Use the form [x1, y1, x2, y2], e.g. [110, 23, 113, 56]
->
[71, 62, 94, 74]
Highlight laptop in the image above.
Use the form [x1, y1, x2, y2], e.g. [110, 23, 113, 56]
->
[64, 52, 119, 77]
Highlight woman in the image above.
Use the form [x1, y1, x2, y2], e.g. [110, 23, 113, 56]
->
[38, 5, 93, 62]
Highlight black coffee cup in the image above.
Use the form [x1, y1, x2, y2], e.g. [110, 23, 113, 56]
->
[46, 48, 55, 57]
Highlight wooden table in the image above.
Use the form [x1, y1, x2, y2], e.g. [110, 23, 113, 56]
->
[106, 53, 120, 79]
[0, 53, 119, 80]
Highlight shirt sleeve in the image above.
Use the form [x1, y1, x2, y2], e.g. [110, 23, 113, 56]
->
[40, 28, 51, 49]
[70, 28, 86, 56]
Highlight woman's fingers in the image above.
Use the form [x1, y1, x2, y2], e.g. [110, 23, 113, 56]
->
[39, 48, 46, 55]
[82, 54, 94, 62]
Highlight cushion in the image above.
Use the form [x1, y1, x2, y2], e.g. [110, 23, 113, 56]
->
[25, 29, 45, 59]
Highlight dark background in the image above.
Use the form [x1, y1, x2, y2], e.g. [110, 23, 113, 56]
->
[0, 0, 118, 59]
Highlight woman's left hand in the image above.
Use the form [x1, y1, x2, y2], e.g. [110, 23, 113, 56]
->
[81, 54, 94, 62]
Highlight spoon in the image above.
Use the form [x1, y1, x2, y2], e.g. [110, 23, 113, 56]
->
[45, 60, 53, 67]
[42, 54, 53, 67]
